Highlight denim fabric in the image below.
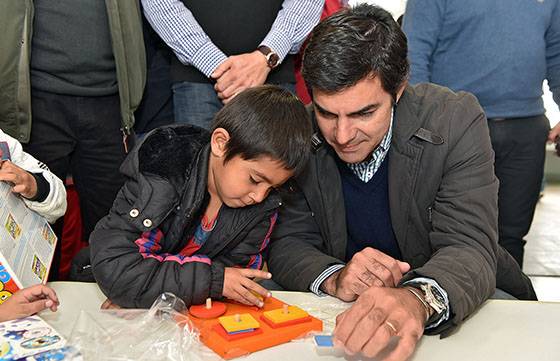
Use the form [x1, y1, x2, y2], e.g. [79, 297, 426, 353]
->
[172, 81, 296, 129]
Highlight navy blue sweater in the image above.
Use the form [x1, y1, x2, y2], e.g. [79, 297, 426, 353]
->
[337, 156, 402, 261]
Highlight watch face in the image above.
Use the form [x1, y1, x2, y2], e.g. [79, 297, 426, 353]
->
[268, 53, 280, 68]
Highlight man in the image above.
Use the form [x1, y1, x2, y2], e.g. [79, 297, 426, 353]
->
[268, 5, 536, 360]
[142, 0, 323, 128]
[403, 0, 560, 267]
[0, 1, 146, 279]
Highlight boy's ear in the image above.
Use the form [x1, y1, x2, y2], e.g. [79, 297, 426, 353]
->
[210, 128, 231, 158]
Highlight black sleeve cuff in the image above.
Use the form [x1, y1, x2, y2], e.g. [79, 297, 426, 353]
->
[27, 172, 50, 202]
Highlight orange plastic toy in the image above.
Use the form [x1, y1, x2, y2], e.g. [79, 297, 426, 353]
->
[189, 298, 227, 319]
[187, 297, 322, 359]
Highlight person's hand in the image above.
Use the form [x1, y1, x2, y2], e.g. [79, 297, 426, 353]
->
[548, 122, 560, 157]
[333, 286, 426, 361]
[211, 51, 271, 103]
[0, 285, 59, 322]
[223, 267, 272, 307]
[322, 247, 410, 301]
[0, 160, 38, 199]
[101, 299, 122, 310]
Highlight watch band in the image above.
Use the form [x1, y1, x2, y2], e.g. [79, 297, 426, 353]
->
[403, 286, 430, 323]
[257, 45, 280, 69]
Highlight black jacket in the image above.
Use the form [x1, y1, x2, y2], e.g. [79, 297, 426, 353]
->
[268, 84, 536, 335]
[90, 125, 282, 308]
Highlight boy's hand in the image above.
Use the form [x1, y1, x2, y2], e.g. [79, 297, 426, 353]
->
[223, 268, 272, 307]
[0, 285, 59, 322]
[101, 299, 122, 310]
[0, 160, 38, 199]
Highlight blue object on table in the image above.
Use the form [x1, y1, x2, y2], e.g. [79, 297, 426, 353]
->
[314, 335, 334, 347]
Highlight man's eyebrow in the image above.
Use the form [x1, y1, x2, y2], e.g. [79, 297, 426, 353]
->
[347, 103, 380, 116]
[314, 102, 380, 117]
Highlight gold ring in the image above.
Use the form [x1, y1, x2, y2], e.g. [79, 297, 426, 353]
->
[384, 320, 398, 334]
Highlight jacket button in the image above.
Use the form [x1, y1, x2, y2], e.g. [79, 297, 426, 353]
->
[129, 209, 139, 218]
[143, 219, 153, 228]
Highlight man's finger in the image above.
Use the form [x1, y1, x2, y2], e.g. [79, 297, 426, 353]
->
[342, 307, 387, 355]
[334, 294, 376, 346]
[361, 318, 397, 358]
[361, 248, 407, 286]
[383, 333, 419, 361]
[211, 59, 232, 79]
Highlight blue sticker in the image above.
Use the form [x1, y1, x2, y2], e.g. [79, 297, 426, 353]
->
[314, 335, 334, 347]
[0, 142, 10, 161]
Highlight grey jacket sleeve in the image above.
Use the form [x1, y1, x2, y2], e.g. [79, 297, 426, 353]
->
[401, 93, 498, 334]
[268, 187, 344, 291]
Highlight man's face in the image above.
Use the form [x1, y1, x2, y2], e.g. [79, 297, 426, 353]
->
[313, 76, 402, 164]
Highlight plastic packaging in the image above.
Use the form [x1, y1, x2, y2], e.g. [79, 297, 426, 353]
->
[69, 293, 216, 361]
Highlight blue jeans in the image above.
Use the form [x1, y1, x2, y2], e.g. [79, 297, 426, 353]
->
[172, 81, 296, 129]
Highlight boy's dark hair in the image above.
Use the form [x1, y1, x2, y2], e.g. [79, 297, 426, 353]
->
[302, 4, 409, 101]
[210, 85, 312, 175]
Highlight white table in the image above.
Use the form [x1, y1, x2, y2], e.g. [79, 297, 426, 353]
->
[42, 282, 560, 361]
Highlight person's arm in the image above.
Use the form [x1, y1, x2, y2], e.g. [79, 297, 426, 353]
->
[0, 131, 66, 223]
[212, 0, 324, 102]
[0, 285, 59, 322]
[400, 92, 498, 334]
[141, 0, 227, 78]
[546, 0, 560, 144]
[260, 0, 324, 63]
[402, 0, 446, 84]
[268, 185, 345, 292]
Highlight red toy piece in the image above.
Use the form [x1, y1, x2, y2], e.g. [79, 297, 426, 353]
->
[189, 298, 227, 319]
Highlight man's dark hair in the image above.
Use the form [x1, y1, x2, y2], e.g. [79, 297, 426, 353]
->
[211, 85, 312, 175]
[302, 4, 409, 100]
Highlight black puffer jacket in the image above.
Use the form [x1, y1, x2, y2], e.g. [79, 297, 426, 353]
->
[90, 125, 282, 308]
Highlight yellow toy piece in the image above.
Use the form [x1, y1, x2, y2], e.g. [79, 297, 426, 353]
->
[219, 313, 260, 333]
[263, 305, 309, 325]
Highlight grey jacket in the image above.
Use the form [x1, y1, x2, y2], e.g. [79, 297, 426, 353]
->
[0, 0, 146, 143]
[268, 83, 536, 335]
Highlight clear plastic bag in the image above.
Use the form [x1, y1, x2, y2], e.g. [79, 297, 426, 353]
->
[68, 293, 215, 361]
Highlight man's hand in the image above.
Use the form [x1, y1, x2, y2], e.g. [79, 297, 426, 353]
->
[211, 51, 271, 103]
[0, 160, 38, 199]
[0, 285, 59, 322]
[322, 248, 410, 301]
[548, 122, 560, 156]
[223, 268, 272, 307]
[333, 286, 426, 361]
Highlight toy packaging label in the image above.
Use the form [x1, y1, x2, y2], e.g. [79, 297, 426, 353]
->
[0, 182, 57, 305]
[0, 315, 66, 360]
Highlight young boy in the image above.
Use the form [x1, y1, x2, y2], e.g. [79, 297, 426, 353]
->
[0, 129, 66, 320]
[90, 85, 312, 308]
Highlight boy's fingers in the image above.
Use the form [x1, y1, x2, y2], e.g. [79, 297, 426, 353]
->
[240, 268, 271, 280]
[23, 299, 52, 316]
[242, 278, 271, 300]
[236, 285, 264, 307]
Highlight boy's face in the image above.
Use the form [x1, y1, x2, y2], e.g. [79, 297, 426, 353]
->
[211, 155, 293, 208]
[209, 129, 294, 208]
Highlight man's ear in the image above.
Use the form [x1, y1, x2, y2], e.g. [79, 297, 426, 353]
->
[395, 80, 408, 103]
[210, 128, 231, 158]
